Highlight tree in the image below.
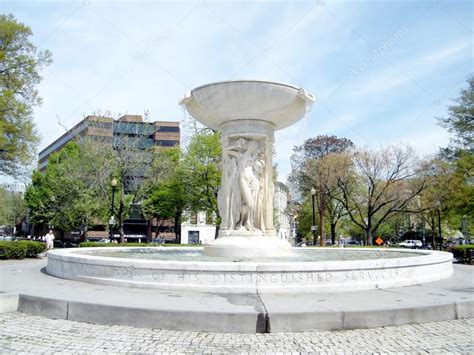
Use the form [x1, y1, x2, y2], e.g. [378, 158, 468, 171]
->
[105, 135, 152, 243]
[181, 129, 221, 233]
[294, 199, 313, 241]
[290, 135, 354, 246]
[0, 187, 26, 234]
[438, 75, 473, 158]
[433, 75, 474, 244]
[0, 14, 52, 176]
[142, 147, 187, 242]
[325, 192, 348, 245]
[334, 146, 427, 245]
[420, 154, 474, 247]
[25, 141, 110, 236]
[309, 153, 351, 245]
[24, 171, 54, 230]
[143, 130, 222, 241]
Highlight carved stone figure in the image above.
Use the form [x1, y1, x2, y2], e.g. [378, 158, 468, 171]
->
[218, 137, 267, 234]
[218, 138, 240, 232]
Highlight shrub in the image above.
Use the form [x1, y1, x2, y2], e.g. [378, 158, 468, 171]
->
[0, 240, 46, 259]
[0, 241, 27, 259]
[449, 244, 474, 263]
[17, 240, 46, 257]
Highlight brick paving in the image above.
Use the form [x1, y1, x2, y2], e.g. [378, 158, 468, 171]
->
[0, 312, 472, 354]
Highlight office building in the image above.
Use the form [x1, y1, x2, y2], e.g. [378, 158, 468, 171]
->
[274, 181, 291, 241]
[38, 114, 180, 172]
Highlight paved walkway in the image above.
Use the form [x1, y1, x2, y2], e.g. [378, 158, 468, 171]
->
[0, 312, 472, 353]
[1, 259, 473, 333]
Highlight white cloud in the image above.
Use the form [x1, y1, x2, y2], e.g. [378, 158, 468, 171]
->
[396, 127, 450, 158]
[352, 40, 471, 97]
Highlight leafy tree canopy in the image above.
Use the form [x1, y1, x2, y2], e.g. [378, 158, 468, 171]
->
[0, 14, 52, 176]
[142, 147, 187, 221]
[25, 141, 109, 232]
[438, 75, 473, 158]
[182, 129, 221, 219]
[0, 186, 25, 231]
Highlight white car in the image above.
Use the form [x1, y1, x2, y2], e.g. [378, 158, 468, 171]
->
[97, 238, 111, 243]
[399, 240, 422, 248]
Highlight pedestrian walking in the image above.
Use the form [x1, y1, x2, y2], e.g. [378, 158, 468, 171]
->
[44, 230, 55, 250]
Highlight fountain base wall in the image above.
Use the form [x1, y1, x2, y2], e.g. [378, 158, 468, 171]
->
[203, 236, 292, 257]
[46, 247, 453, 294]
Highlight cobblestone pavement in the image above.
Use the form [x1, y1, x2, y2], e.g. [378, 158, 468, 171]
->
[0, 312, 472, 354]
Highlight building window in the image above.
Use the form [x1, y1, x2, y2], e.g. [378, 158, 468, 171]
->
[157, 126, 180, 133]
[114, 122, 154, 135]
[155, 140, 179, 147]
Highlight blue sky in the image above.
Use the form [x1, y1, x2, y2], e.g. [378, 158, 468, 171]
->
[3, 0, 473, 182]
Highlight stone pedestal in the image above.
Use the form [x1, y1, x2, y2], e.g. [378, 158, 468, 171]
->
[180, 80, 315, 257]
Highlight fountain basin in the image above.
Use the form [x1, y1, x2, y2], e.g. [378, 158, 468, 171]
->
[46, 247, 453, 294]
[179, 80, 315, 130]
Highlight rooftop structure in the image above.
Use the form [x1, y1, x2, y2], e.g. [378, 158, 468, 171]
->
[0, 182, 26, 194]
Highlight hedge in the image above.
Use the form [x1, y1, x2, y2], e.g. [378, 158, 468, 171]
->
[448, 244, 474, 263]
[79, 242, 196, 248]
[17, 240, 47, 257]
[0, 240, 46, 260]
[307, 245, 385, 248]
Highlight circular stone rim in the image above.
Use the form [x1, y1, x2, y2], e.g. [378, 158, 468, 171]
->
[191, 79, 300, 93]
[180, 80, 315, 131]
[46, 247, 453, 294]
[46, 247, 452, 270]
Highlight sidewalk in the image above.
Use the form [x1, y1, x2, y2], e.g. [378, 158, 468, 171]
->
[0, 258, 472, 333]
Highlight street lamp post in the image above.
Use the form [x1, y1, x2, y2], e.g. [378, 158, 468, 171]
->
[109, 178, 118, 243]
[311, 187, 317, 246]
[437, 207, 442, 251]
[291, 214, 297, 246]
[421, 225, 426, 249]
[421, 215, 426, 248]
[11, 191, 16, 236]
[364, 218, 369, 246]
[461, 215, 468, 244]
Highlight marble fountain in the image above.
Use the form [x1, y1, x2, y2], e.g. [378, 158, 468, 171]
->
[46, 80, 453, 295]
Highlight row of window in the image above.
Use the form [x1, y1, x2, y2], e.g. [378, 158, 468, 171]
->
[156, 126, 180, 133]
[114, 122, 155, 135]
[155, 140, 179, 147]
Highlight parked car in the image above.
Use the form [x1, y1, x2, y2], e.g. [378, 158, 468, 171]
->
[399, 240, 422, 248]
[346, 240, 361, 246]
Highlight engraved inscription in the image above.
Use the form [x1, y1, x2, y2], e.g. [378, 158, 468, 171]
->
[113, 265, 138, 280]
[95, 269, 403, 285]
[344, 269, 400, 281]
